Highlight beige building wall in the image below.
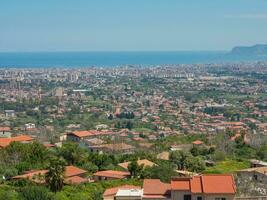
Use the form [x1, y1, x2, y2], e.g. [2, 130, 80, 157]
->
[115, 196, 141, 200]
[143, 197, 170, 200]
[204, 194, 235, 200]
[172, 191, 235, 200]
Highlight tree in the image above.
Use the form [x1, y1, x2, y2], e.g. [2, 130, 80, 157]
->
[127, 160, 144, 178]
[28, 142, 48, 164]
[169, 151, 189, 170]
[45, 157, 66, 193]
[0, 186, 18, 200]
[126, 121, 133, 130]
[58, 142, 87, 165]
[141, 163, 177, 183]
[257, 145, 267, 161]
[20, 186, 53, 200]
[184, 156, 205, 172]
[54, 192, 70, 200]
[190, 146, 200, 156]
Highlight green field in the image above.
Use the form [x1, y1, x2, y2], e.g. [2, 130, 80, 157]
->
[204, 159, 250, 174]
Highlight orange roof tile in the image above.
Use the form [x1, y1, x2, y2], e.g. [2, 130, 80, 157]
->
[171, 175, 236, 194]
[192, 140, 203, 145]
[12, 135, 33, 142]
[71, 130, 115, 138]
[143, 179, 171, 196]
[72, 130, 93, 138]
[201, 174, 236, 194]
[13, 169, 48, 183]
[0, 135, 33, 148]
[43, 143, 56, 148]
[93, 170, 130, 179]
[65, 166, 87, 177]
[13, 166, 87, 182]
[171, 178, 190, 191]
[190, 176, 202, 193]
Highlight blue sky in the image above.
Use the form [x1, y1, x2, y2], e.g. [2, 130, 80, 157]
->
[0, 0, 267, 51]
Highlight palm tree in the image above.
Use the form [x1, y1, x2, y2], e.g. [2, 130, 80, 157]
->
[45, 157, 66, 193]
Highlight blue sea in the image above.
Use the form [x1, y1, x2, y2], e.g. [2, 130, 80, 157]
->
[0, 51, 267, 68]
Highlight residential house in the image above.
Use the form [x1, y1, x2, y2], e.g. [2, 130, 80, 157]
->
[13, 165, 88, 185]
[93, 170, 130, 181]
[5, 110, 15, 118]
[0, 135, 34, 148]
[115, 189, 143, 200]
[250, 159, 267, 168]
[143, 179, 171, 200]
[171, 175, 236, 200]
[103, 175, 236, 200]
[25, 123, 36, 131]
[0, 126, 11, 138]
[103, 185, 141, 200]
[67, 130, 116, 142]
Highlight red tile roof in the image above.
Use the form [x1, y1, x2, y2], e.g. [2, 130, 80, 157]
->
[190, 176, 202, 193]
[65, 166, 87, 177]
[0, 127, 11, 131]
[93, 170, 130, 179]
[201, 175, 236, 194]
[72, 130, 93, 137]
[13, 169, 48, 183]
[71, 130, 115, 138]
[171, 175, 236, 194]
[13, 166, 87, 184]
[143, 179, 171, 198]
[43, 143, 56, 148]
[171, 178, 190, 191]
[192, 140, 203, 145]
[0, 135, 33, 148]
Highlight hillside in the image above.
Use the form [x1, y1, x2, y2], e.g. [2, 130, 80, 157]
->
[231, 44, 267, 55]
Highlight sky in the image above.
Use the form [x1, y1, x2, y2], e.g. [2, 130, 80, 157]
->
[0, 0, 267, 52]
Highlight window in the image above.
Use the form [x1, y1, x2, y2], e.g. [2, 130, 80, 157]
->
[253, 174, 258, 181]
[197, 197, 202, 200]
[184, 195, 191, 200]
[215, 198, 226, 200]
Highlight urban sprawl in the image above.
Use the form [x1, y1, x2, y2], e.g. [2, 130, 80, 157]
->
[0, 62, 267, 199]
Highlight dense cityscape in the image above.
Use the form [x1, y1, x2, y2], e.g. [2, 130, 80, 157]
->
[0, 62, 266, 199]
[1, 0, 267, 199]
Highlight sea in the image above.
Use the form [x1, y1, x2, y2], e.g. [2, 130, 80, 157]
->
[0, 51, 267, 68]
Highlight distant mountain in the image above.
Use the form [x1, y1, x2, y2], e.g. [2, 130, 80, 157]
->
[231, 44, 267, 55]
